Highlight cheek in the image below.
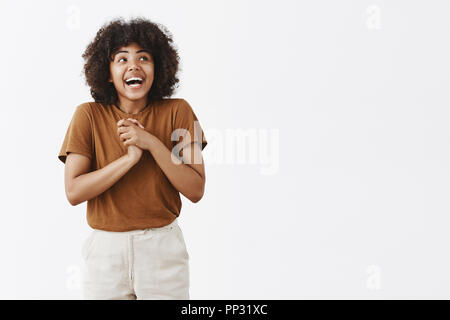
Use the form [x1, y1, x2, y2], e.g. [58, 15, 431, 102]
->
[109, 66, 124, 84]
[145, 68, 155, 83]
[111, 71, 121, 83]
[145, 63, 155, 74]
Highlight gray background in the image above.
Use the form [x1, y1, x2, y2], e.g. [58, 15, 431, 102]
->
[0, 0, 448, 299]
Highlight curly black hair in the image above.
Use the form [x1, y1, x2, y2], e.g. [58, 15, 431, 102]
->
[82, 17, 181, 107]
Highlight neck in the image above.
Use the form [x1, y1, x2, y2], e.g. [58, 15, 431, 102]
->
[116, 96, 148, 114]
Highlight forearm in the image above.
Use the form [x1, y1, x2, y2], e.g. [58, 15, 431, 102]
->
[146, 136, 204, 202]
[70, 155, 136, 206]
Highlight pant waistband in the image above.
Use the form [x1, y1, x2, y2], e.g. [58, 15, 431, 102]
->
[93, 218, 179, 236]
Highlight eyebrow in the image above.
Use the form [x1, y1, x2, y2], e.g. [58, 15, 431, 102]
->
[115, 49, 150, 55]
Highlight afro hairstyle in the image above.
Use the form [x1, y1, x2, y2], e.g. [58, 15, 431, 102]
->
[82, 17, 181, 107]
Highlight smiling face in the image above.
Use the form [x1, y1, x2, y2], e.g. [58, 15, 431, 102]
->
[109, 42, 155, 106]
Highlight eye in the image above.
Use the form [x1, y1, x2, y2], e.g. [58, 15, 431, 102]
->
[118, 57, 126, 62]
[140, 56, 149, 61]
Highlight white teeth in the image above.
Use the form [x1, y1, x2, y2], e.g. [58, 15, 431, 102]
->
[125, 77, 143, 82]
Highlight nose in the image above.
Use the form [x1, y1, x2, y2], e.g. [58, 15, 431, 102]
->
[128, 59, 140, 71]
[128, 64, 140, 71]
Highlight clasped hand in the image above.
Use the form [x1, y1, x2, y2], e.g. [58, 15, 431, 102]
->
[117, 118, 150, 150]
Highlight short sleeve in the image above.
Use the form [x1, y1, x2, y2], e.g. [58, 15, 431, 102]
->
[172, 99, 207, 151]
[58, 103, 93, 164]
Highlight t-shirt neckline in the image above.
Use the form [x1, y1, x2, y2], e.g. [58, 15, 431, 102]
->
[111, 102, 154, 117]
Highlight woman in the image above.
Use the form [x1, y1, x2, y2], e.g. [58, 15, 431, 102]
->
[58, 17, 208, 300]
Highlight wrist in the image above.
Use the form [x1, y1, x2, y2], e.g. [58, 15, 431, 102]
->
[123, 153, 138, 166]
[145, 132, 156, 151]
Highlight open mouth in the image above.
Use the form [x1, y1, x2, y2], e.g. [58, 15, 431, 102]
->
[124, 77, 144, 88]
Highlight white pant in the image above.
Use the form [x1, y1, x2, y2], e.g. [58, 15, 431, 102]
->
[81, 218, 190, 300]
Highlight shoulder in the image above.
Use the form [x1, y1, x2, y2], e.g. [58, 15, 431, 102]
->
[159, 98, 185, 107]
[170, 98, 193, 114]
[73, 101, 95, 115]
[71, 102, 106, 124]
[75, 101, 110, 116]
[155, 98, 190, 115]
[76, 101, 94, 111]
[80, 101, 107, 112]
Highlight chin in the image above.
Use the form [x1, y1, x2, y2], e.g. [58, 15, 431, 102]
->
[123, 91, 150, 101]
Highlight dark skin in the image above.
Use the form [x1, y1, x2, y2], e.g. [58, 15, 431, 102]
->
[117, 117, 206, 203]
[109, 42, 154, 115]
[109, 42, 206, 202]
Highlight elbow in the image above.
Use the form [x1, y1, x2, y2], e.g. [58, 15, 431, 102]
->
[66, 180, 78, 206]
[69, 199, 79, 206]
[67, 193, 79, 206]
[190, 195, 202, 203]
[66, 188, 80, 206]
[66, 179, 85, 206]
[190, 185, 205, 203]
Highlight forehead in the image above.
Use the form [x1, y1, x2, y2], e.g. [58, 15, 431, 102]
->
[117, 42, 144, 51]
[112, 42, 151, 56]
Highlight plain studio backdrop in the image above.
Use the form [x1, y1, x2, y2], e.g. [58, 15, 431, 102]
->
[0, 0, 449, 299]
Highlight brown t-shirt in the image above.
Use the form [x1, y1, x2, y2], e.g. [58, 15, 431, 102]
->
[58, 98, 207, 231]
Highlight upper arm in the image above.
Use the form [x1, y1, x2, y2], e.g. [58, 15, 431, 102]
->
[58, 103, 94, 165]
[64, 152, 91, 205]
[180, 142, 205, 181]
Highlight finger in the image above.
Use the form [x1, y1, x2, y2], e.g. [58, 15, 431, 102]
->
[124, 137, 134, 146]
[127, 118, 140, 125]
[127, 118, 143, 126]
[118, 129, 130, 139]
[117, 119, 136, 127]
[128, 118, 145, 129]
[120, 132, 130, 141]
